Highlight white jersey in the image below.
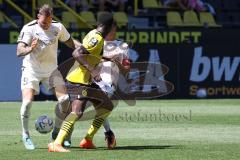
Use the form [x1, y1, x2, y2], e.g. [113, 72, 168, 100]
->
[17, 20, 70, 77]
[96, 40, 129, 94]
[103, 40, 129, 62]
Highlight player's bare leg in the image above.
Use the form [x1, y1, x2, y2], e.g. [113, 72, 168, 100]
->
[20, 88, 35, 150]
[52, 85, 72, 147]
[48, 98, 86, 152]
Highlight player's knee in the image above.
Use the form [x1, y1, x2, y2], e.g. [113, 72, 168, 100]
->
[57, 95, 70, 114]
[105, 101, 114, 111]
[67, 111, 83, 120]
[58, 94, 69, 103]
[95, 108, 111, 119]
[20, 100, 32, 118]
[99, 98, 114, 111]
[55, 104, 67, 120]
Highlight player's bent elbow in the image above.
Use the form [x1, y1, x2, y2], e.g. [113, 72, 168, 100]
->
[16, 50, 24, 57]
[72, 46, 88, 59]
[16, 52, 21, 57]
[72, 48, 82, 59]
[16, 44, 29, 57]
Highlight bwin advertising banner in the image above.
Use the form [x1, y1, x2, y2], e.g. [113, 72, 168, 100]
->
[0, 29, 239, 100]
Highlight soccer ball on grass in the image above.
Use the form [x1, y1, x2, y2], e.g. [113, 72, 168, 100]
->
[35, 115, 53, 134]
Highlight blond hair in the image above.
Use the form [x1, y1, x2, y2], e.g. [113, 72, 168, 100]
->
[38, 4, 53, 17]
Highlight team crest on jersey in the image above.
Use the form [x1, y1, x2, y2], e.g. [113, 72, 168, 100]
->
[88, 38, 98, 47]
[82, 89, 88, 96]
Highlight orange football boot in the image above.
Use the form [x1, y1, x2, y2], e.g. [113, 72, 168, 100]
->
[48, 142, 70, 152]
[79, 138, 96, 149]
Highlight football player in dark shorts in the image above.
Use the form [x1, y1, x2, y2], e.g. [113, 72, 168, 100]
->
[48, 12, 115, 152]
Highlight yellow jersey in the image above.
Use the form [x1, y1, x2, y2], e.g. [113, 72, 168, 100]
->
[66, 29, 104, 84]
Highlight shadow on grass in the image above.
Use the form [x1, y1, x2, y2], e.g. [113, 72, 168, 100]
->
[36, 143, 182, 150]
[68, 145, 182, 151]
[113, 145, 181, 150]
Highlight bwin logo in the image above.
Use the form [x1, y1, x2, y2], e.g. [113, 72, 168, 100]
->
[190, 47, 240, 82]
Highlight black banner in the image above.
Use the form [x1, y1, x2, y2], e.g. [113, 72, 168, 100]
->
[2, 28, 240, 99]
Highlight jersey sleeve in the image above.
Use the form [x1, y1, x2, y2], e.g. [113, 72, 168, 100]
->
[17, 25, 33, 45]
[58, 23, 71, 42]
[83, 33, 103, 55]
[103, 40, 129, 61]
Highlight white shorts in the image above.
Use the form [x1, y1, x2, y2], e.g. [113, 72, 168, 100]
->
[21, 68, 65, 95]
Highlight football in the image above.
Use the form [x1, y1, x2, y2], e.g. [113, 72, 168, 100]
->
[196, 88, 207, 98]
[35, 115, 53, 134]
[122, 58, 130, 67]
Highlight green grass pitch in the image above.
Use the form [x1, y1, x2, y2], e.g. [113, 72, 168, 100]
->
[0, 99, 240, 160]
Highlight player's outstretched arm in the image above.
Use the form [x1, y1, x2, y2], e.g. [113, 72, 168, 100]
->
[64, 38, 75, 50]
[16, 38, 38, 57]
[72, 39, 81, 48]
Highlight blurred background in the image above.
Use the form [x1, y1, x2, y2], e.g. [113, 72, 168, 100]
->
[0, 0, 239, 101]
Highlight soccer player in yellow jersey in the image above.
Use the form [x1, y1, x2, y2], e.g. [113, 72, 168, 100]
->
[48, 12, 115, 152]
[52, 22, 130, 149]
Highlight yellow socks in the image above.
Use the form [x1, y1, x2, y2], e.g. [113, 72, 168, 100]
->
[55, 112, 78, 145]
[85, 109, 111, 140]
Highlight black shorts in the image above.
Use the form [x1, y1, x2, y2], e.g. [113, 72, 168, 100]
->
[66, 81, 114, 111]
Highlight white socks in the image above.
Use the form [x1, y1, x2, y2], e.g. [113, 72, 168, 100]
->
[54, 95, 70, 130]
[57, 95, 70, 114]
[20, 100, 32, 138]
[103, 118, 111, 132]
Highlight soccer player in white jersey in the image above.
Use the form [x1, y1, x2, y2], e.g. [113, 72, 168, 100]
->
[16, 4, 75, 150]
[98, 23, 130, 149]
[78, 22, 130, 149]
